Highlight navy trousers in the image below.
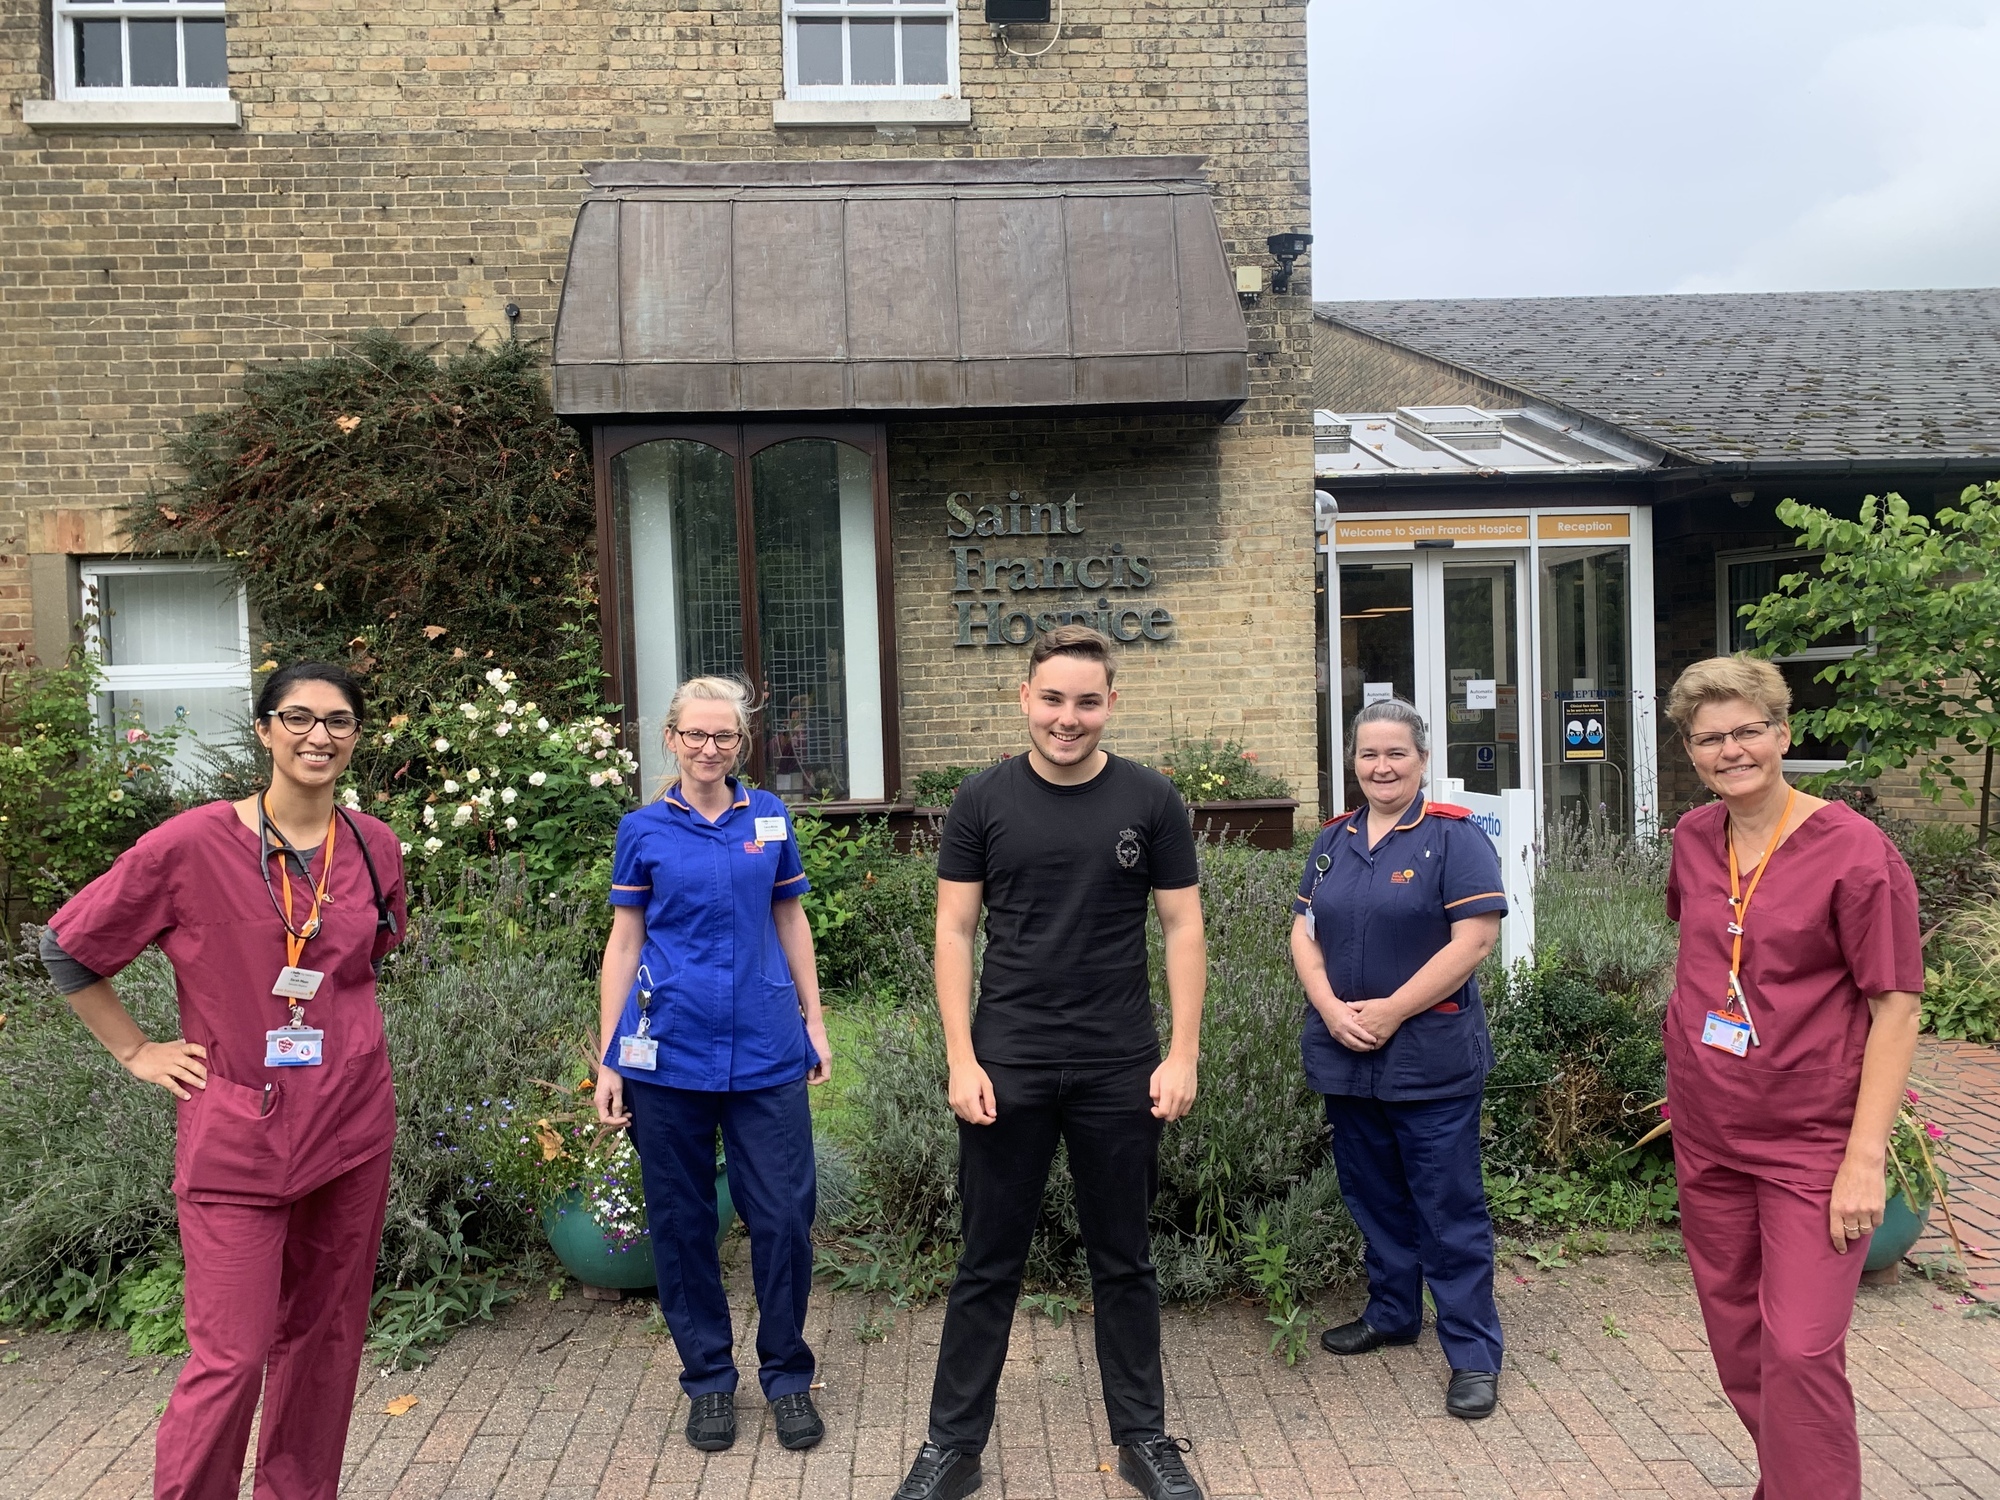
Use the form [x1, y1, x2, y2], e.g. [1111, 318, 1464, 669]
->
[1323, 1091, 1503, 1372]
[625, 1075, 817, 1400]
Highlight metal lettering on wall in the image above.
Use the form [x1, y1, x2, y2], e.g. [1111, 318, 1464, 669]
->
[942, 491, 1175, 648]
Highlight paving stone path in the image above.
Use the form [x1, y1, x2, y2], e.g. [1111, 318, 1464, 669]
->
[4, 1037, 1998, 1500]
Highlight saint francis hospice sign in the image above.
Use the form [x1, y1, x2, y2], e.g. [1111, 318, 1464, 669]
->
[943, 491, 1175, 648]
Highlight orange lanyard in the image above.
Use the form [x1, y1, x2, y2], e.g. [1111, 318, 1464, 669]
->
[1721, 787, 1794, 1019]
[273, 812, 340, 972]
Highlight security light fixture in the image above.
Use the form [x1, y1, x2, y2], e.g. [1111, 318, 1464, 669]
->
[987, 0, 1051, 21]
[1267, 232, 1313, 294]
[1731, 489, 1756, 508]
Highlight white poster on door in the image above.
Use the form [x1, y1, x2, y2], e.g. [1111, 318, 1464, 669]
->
[1465, 679, 1497, 710]
[1363, 681, 1394, 706]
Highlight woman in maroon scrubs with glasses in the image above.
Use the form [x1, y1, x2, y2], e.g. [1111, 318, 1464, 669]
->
[1662, 655, 1922, 1500]
[45, 662, 405, 1500]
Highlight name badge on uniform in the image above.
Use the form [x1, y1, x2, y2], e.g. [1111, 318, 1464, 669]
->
[1700, 1011, 1751, 1057]
[265, 1025, 325, 1067]
[754, 816, 788, 843]
[618, 994, 659, 1070]
[272, 966, 324, 1001]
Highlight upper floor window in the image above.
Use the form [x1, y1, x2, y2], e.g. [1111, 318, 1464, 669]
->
[54, 0, 228, 102]
[783, 0, 959, 100]
[1718, 549, 1865, 772]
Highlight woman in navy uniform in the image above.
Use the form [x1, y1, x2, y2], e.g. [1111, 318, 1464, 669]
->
[594, 676, 833, 1455]
[1289, 698, 1508, 1420]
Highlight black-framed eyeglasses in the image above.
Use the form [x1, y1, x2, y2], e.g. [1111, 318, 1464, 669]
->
[264, 707, 362, 740]
[673, 728, 743, 751]
[1686, 720, 1774, 752]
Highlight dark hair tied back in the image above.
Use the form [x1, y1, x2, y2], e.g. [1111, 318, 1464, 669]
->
[254, 661, 367, 722]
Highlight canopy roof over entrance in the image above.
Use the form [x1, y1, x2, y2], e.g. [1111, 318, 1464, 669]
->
[552, 157, 1250, 420]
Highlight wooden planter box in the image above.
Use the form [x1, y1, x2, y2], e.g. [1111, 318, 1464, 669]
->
[1188, 798, 1298, 850]
[810, 798, 1297, 852]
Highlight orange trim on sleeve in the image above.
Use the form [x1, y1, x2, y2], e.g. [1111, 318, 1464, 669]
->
[1444, 891, 1506, 909]
[774, 872, 808, 889]
[611, 882, 651, 892]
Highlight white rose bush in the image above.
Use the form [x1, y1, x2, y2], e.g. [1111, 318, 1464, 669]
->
[373, 667, 637, 886]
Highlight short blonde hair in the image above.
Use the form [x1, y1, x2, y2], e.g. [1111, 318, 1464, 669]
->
[659, 676, 756, 795]
[1665, 655, 1790, 735]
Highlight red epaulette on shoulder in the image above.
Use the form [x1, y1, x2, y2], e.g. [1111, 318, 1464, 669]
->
[1427, 802, 1473, 819]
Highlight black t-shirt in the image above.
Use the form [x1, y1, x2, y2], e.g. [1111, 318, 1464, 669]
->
[937, 752, 1200, 1067]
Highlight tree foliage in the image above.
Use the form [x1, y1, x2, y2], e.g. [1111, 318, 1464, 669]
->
[1743, 485, 2000, 843]
[123, 331, 600, 729]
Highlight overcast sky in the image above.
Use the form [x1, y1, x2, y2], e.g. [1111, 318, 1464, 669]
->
[1306, 0, 2000, 301]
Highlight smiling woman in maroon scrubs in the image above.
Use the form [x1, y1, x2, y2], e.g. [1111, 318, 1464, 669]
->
[1663, 655, 1922, 1500]
[44, 662, 406, 1500]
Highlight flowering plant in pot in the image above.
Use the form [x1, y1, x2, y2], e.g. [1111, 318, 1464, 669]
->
[1871, 1088, 1964, 1273]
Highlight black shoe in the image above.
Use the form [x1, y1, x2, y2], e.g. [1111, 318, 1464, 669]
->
[892, 1442, 982, 1500]
[770, 1390, 825, 1451]
[1319, 1317, 1419, 1356]
[685, 1390, 736, 1451]
[1117, 1435, 1203, 1500]
[1445, 1369, 1499, 1420]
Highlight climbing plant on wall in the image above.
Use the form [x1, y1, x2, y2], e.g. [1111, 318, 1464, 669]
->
[123, 331, 601, 737]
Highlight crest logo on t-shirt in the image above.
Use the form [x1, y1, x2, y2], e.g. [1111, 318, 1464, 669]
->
[1114, 828, 1142, 870]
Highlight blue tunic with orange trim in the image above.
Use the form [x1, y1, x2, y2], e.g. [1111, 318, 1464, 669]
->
[1294, 799, 1509, 1100]
[603, 780, 814, 1092]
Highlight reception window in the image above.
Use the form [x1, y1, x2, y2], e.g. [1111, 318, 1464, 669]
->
[605, 425, 895, 803]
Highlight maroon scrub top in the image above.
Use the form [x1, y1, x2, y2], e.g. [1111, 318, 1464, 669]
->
[51, 800, 408, 1207]
[1664, 800, 1923, 1188]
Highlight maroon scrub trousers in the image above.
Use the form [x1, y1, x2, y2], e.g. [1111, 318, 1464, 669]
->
[1664, 801, 1923, 1500]
[51, 801, 407, 1500]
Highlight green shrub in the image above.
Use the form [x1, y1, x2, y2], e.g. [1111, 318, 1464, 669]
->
[371, 666, 638, 890]
[126, 331, 601, 736]
[1879, 817, 1997, 931]
[1533, 813, 1674, 1000]
[907, 765, 990, 807]
[0, 651, 190, 922]
[791, 810, 906, 993]
[1484, 953, 1667, 1173]
[1922, 902, 2000, 1043]
[1154, 737, 1293, 804]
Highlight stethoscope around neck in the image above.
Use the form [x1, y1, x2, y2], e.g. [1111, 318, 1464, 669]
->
[255, 794, 400, 943]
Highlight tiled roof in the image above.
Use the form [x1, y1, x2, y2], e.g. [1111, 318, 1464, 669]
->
[1314, 289, 2000, 465]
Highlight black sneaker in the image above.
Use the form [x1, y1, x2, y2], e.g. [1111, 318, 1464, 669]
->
[1117, 1435, 1203, 1500]
[685, 1390, 736, 1451]
[770, 1390, 825, 1451]
[892, 1441, 982, 1500]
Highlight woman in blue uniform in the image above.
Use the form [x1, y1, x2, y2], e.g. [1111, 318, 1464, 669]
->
[1289, 698, 1508, 1420]
[594, 676, 833, 1454]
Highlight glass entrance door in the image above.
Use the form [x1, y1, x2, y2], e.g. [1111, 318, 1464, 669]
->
[1334, 551, 1525, 810]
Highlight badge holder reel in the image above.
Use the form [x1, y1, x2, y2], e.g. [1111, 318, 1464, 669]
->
[1701, 791, 1790, 1060]
[1304, 851, 1331, 940]
[617, 966, 660, 1072]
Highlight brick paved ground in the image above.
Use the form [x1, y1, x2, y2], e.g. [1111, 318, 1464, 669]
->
[1913, 1037, 2000, 1285]
[4, 1245, 1998, 1500]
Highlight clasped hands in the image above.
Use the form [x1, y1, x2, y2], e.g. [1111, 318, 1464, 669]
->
[1318, 995, 1410, 1052]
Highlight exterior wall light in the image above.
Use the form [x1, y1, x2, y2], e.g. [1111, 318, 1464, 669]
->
[1267, 232, 1313, 293]
[1731, 489, 1756, 508]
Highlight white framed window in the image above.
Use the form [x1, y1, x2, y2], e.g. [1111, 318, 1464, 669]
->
[80, 561, 252, 772]
[782, 0, 959, 100]
[52, 0, 229, 102]
[1716, 548, 1865, 772]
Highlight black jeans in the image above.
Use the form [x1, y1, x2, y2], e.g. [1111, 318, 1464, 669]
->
[927, 1059, 1165, 1453]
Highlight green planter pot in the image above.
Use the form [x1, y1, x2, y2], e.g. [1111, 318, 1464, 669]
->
[541, 1169, 736, 1291]
[1863, 1190, 1932, 1273]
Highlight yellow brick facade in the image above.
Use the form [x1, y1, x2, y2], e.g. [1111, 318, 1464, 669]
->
[3, 2, 1321, 814]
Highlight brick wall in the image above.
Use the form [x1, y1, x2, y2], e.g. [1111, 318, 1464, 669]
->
[1312, 319, 1526, 413]
[888, 413, 1315, 803]
[3, 0, 1319, 811]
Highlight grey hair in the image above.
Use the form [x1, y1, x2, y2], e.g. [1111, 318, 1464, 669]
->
[1350, 697, 1430, 758]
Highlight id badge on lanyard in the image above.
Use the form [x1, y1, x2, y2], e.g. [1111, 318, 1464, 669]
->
[262, 798, 338, 1068]
[617, 966, 660, 1071]
[1700, 791, 1793, 1059]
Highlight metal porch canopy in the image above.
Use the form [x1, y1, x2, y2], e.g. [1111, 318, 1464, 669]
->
[551, 157, 1250, 419]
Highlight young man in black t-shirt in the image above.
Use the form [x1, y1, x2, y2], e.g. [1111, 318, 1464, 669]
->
[892, 626, 1208, 1500]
